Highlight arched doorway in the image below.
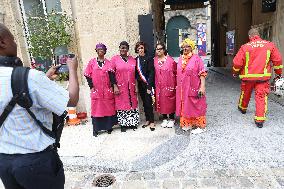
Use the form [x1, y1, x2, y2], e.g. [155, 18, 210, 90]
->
[166, 16, 190, 57]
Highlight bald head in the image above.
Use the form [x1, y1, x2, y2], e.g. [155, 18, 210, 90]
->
[0, 23, 17, 57]
[0, 23, 11, 38]
[248, 28, 260, 38]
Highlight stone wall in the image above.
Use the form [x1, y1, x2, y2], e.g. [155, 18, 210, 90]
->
[2, 0, 152, 114]
[272, 0, 284, 75]
[60, 0, 152, 113]
[164, 8, 210, 54]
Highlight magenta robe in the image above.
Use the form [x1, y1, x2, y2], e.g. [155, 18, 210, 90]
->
[154, 55, 177, 114]
[111, 55, 138, 110]
[176, 55, 207, 118]
[84, 58, 116, 117]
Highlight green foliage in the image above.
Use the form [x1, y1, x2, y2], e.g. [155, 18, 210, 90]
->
[56, 72, 69, 82]
[27, 7, 74, 61]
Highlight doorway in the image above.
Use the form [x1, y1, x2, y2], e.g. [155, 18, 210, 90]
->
[166, 16, 190, 57]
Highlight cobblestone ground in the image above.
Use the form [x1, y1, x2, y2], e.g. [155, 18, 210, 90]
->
[1, 69, 283, 189]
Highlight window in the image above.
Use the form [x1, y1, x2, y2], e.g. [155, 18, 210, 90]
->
[19, 0, 63, 70]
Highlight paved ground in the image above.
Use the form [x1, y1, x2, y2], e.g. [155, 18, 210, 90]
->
[1, 69, 283, 189]
[61, 69, 284, 189]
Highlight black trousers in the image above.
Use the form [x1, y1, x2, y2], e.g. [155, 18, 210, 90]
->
[162, 113, 175, 120]
[138, 81, 154, 123]
[0, 147, 64, 189]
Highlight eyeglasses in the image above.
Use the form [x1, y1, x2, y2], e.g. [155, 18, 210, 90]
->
[182, 45, 191, 49]
[156, 48, 164, 51]
[137, 46, 144, 50]
[120, 46, 128, 50]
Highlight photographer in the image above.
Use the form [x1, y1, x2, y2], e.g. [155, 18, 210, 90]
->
[0, 23, 79, 189]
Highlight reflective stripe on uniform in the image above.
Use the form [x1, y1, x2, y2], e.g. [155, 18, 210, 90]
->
[264, 50, 271, 74]
[245, 52, 249, 75]
[239, 50, 273, 79]
[239, 73, 271, 78]
[274, 65, 283, 69]
[238, 91, 246, 110]
[254, 116, 266, 121]
[265, 95, 268, 114]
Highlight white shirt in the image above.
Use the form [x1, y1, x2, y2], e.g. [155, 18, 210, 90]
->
[0, 67, 69, 154]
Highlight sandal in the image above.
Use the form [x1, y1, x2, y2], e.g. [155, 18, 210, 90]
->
[149, 123, 155, 131]
[142, 121, 150, 128]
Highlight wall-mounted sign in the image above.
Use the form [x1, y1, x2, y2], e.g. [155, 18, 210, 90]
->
[226, 30, 235, 55]
[262, 0, 276, 13]
[196, 23, 206, 56]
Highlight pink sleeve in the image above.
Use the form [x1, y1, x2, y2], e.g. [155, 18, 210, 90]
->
[197, 56, 207, 76]
[84, 59, 94, 77]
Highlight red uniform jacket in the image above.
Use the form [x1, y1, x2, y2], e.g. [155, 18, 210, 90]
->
[233, 36, 283, 81]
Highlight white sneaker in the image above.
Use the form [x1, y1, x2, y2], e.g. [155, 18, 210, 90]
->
[167, 120, 175, 128]
[181, 126, 190, 131]
[161, 119, 168, 128]
[191, 128, 206, 134]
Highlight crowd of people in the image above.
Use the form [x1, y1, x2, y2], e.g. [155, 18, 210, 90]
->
[84, 38, 208, 136]
[0, 22, 282, 189]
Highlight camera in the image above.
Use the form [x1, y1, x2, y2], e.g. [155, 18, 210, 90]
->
[56, 54, 75, 73]
[197, 91, 203, 98]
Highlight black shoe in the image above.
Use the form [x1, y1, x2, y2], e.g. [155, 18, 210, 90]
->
[150, 127, 155, 131]
[107, 129, 113, 134]
[255, 122, 263, 128]
[93, 131, 98, 137]
[142, 122, 150, 128]
[130, 126, 137, 130]
[238, 107, 246, 114]
[121, 126, 127, 132]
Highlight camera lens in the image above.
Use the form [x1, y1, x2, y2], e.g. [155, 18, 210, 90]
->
[68, 54, 75, 58]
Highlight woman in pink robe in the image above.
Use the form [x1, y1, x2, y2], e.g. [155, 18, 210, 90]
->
[154, 43, 177, 128]
[84, 43, 117, 137]
[111, 41, 140, 132]
[176, 39, 207, 134]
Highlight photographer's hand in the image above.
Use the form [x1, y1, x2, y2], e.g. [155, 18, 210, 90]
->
[46, 65, 60, 80]
[66, 55, 79, 107]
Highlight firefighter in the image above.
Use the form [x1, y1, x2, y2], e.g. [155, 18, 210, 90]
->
[233, 28, 283, 128]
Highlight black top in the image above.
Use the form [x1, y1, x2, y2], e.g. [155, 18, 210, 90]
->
[135, 55, 155, 90]
[85, 59, 116, 89]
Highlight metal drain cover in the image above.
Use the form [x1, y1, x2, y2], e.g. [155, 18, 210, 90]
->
[92, 174, 116, 187]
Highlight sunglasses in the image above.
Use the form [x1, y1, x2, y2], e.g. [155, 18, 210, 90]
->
[120, 46, 128, 50]
[182, 45, 191, 49]
[156, 48, 164, 51]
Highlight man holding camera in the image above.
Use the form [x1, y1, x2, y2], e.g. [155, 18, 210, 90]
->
[0, 23, 79, 188]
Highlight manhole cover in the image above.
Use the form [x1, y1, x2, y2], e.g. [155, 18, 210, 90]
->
[92, 174, 116, 187]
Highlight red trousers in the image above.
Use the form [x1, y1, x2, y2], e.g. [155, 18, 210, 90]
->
[238, 81, 270, 123]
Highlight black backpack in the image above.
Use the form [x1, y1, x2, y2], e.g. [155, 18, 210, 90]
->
[0, 66, 67, 148]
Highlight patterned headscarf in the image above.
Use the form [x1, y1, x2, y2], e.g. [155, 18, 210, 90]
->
[96, 43, 107, 51]
[181, 38, 196, 50]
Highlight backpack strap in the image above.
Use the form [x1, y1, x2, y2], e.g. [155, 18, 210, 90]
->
[0, 67, 55, 139]
[11, 67, 33, 108]
[0, 96, 18, 127]
[0, 67, 27, 127]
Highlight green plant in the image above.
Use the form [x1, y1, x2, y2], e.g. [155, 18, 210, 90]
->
[25, 4, 74, 81]
[27, 5, 74, 62]
[28, 11, 73, 59]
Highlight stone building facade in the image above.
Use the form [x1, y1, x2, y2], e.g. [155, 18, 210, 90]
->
[0, 0, 152, 112]
[164, 7, 211, 55]
[212, 0, 284, 70]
